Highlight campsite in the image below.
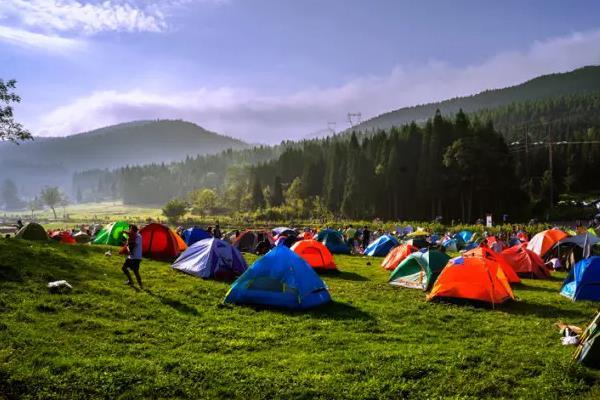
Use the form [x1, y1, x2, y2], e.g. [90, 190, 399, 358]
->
[3, 1, 600, 398]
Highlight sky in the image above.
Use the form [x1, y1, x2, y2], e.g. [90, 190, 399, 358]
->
[2, 0, 600, 143]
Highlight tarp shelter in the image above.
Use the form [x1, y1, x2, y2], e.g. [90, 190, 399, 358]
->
[73, 231, 90, 243]
[224, 245, 331, 310]
[15, 222, 48, 241]
[501, 243, 549, 278]
[316, 229, 350, 254]
[427, 256, 514, 305]
[140, 223, 187, 259]
[291, 239, 336, 271]
[172, 238, 247, 280]
[560, 256, 600, 301]
[389, 250, 450, 290]
[381, 244, 418, 271]
[463, 247, 521, 284]
[183, 227, 211, 246]
[364, 234, 399, 257]
[233, 230, 274, 253]
[93, 221, 129, 246]
[527, 229, 568, 258]
[50, 231, 76, 245]
[556, 233, 600, 259]
[574, 310, 600, 368]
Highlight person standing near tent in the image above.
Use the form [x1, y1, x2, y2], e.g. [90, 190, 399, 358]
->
[122, 225, 143, 289]
[362, 226, 370, 251]
[213, 222, 222, 239]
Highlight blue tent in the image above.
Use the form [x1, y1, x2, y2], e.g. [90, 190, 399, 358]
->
[316, 229, 350, 254]
[224, 245, 331, 309]
[173, 238, 247, 280]
[183, 227, 211, 246]
[560, 256, 600, 301]
[457, 230, 474, 243]
[364, 234, 399, 256]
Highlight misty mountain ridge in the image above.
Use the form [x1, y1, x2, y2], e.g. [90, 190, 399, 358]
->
[0, 119, 249, 197]
[349, 65, 600, 133]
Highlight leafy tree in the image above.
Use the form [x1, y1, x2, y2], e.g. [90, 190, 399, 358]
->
[28, 196, 41, 219]
[191, 188, 217, 216]
[40, 186, 63, 220]
[1, 178, 23, 210]
[162, 199, 188, 223]
[0, 79, 31, 143]
[285, 177, 304, 208]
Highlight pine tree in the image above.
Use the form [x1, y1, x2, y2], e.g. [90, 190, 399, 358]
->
[251, 178, 265, 209]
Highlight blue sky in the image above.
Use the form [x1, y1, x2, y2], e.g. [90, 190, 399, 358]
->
[2, 0, 600, 143]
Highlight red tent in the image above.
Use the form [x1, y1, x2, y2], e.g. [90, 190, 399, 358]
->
[50, 231, 76, 245]
[501, 243, 550, 278]
[140, 223, 187, 259]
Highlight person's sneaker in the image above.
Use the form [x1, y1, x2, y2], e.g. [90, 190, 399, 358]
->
[124, 280, 133, 286]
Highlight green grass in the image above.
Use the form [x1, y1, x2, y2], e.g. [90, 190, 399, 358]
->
[1, 239, 599, 399]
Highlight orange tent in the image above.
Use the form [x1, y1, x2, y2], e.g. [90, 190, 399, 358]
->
[291, 239, 336, 270]
[427, 256, 514, 305]
[501, 243, 550, 278]
[381, 244, 418, 271]
[526, 229, 568, 258]
[463, 247, 521, 284]
[140, 223, 187, 259]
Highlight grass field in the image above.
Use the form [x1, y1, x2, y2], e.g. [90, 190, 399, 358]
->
[1, 239, 600, 399]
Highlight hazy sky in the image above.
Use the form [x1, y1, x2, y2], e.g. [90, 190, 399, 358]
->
[2, 0, 600, 143]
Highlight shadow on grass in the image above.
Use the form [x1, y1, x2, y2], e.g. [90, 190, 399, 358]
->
[513, 283, 558, 293]
[228, 300, 374, 322]
[501, 299, 591, 319]
[318, 270, 369, 282]
[145, 289, 201, 316]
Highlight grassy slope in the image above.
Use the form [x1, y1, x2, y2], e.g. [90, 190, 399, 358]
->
[1, 239, 599, 399]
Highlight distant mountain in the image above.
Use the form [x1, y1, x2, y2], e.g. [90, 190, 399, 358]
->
[350, 65, 600, 133]
[0, 120, 248, 198]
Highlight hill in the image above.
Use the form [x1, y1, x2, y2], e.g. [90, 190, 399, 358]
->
[0, 120, 249, 198]
[1, 238, 599, 398]
[352, 65, 600, 132]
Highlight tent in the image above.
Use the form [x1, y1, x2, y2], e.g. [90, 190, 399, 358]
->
[15, 222, 48, 241]
[183, 227, 211, 246]
[224, 245, 331, 310]
[457, 230, 474, 243]
[140, 223, 187, 259]
[527, 229, 568, 258]
[272, 227, 296, 237]
[381, 244, 418, 271]
[316, 229, 350, 254]
[50, 231, 76, 245]
[291, 239, 336, 271]
[233, 230, 274, 253]
[93, 221, 129, 246]
[364, 234, 399, 257]
[389, 250, 450, 290]
[442, 238, 458, 252]
[463, 247, 521, 284]
[73, 231, 91, 243]
[501, 243, 549, 278]
[574, 310, 600, 367]
[427, 256, 514, 305]
[172, 238, 247, 280]
[560, 256, 600, 301]
[406, 230, 430, 238]
[556, 233, 600, 258]
[405, 237, 429, 249]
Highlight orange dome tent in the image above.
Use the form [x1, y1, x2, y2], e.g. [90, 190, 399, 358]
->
[463, 247, 521, 284]
[381, 244, 418, 271]
[502, 243, 550, 278]
[50, 231, 76, 245]
[427, 256, 515, 305]
[526, 229, 568, 258]
[140, 223, 187, 259]
[291, 239, 336, 271]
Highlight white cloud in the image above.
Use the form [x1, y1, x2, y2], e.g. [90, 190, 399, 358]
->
[33, 28, 600, 143]
[0, 1, 167, 34]
[0, 24, 84, 52]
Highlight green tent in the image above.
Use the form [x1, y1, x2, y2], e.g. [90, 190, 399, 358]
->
[92, 221, 129, 246]
[15, 222, 48, 241]
[389, 250, 450, 291]
[574, 310, 600, 368]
